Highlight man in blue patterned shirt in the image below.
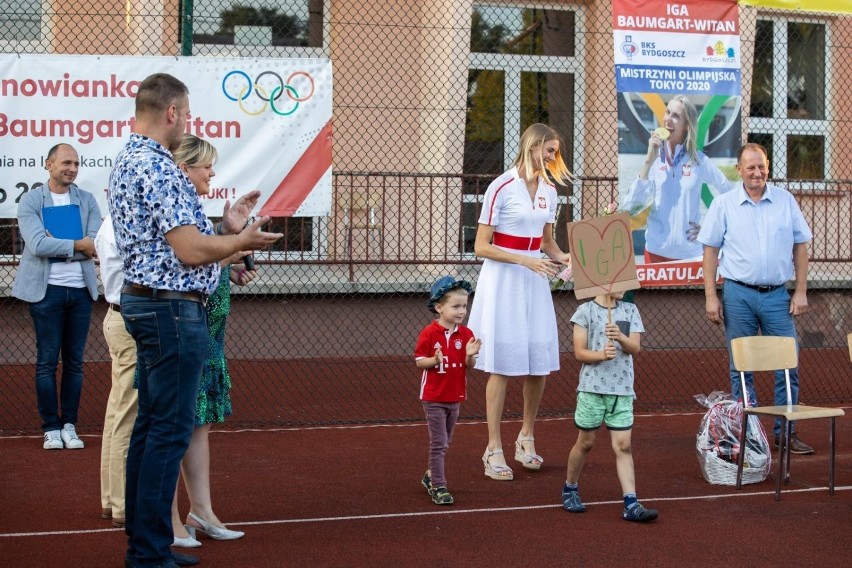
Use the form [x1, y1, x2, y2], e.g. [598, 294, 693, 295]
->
[109, 73, 282, 568]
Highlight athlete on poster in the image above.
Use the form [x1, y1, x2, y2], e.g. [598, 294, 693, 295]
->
[613, 0, 742, 285]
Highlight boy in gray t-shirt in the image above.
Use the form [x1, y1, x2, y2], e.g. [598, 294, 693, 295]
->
[561, 291, 658, 523]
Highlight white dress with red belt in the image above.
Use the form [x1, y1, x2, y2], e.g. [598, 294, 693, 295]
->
[468, 167, 560, 376]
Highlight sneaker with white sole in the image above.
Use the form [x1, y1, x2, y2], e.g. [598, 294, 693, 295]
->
[43, 429, 63, 450]
[60, 424, 84, 449]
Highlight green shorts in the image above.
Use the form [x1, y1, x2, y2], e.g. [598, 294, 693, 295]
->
[574, 391, 634, 431]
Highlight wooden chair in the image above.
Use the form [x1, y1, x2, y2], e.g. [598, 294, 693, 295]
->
[732, 336, 845, 500]
[847, 332, 852, 362]
[337, 191, 383, 256]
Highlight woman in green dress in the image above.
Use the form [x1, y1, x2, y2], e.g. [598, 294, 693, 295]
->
[170, 134, 257, 547]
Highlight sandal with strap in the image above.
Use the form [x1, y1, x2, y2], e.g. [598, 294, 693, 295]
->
[431, 486, 454, 505]
[514, 434, 543, 471]
[482, 448, 514, 481]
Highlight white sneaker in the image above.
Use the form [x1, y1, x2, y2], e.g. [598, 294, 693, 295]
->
[60, 424, 84, 449]
[43, 429, 63, 450]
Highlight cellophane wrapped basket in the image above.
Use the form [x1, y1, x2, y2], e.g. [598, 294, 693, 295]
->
[694, 391, 771, 486]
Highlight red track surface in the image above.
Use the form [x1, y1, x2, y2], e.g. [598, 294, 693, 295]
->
[1, 412, 850, 567]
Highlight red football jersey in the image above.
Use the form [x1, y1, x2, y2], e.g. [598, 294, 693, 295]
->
[414, 321, 475, 402]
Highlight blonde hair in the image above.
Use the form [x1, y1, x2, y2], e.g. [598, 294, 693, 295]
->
[669, 95, 699, 164]
[513, 123, 573, 185]
[173, 133, 217, 168]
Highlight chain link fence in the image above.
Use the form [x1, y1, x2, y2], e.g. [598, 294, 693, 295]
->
[1, 2, 850, 434]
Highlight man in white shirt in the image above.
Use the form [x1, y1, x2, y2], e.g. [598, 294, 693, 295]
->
[95, 216, 137, 528]
[12, 143, 101, 450]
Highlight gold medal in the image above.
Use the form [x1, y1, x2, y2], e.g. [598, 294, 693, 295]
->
[654, 127, 670, 140]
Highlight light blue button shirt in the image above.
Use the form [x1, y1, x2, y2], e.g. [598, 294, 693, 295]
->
[697, 183, 812, 286]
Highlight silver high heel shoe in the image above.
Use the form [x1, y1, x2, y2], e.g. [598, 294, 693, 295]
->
[514, 434, 543, 471]
[173, 527, 202, 548]
[187, 512, 245, 541]
[482, 447, 514, 481]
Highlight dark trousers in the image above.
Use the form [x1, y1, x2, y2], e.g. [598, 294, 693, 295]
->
[121, 294, 207, 567]
[29, 284, 93, 431]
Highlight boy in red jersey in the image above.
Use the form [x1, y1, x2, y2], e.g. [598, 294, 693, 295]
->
[415, 276, 481, 505]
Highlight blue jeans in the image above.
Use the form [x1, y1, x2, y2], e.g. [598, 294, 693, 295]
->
[29, 284, 93, 432]
[121, 294, 207, 568]
[422, 401, 460, 487]
[723, 281, 800, 437]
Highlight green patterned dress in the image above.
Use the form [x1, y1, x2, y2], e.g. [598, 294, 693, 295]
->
[195, 266, 233, 425]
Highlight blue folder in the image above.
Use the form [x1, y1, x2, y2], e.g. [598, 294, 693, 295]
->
[42, 204, 84, 240]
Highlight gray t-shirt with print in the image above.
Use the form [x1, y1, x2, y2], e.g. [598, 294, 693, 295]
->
[570, 300, 644, 397]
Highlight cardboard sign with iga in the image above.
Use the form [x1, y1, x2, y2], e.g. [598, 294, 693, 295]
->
[567, 211, 640, 300]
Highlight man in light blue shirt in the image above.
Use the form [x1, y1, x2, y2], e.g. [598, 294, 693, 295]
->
[697, 142, 813, 454]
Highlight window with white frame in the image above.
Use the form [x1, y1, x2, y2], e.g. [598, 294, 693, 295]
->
[748, 17, 829, 180]
[462, 4, 584, 254]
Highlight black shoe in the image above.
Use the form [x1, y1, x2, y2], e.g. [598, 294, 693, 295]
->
[623, 502, 658, 522]
[126, 559, 181, 568]
[421, 470, 432, 495]
[774, 434, 814, 455]
[172, 552, 199, 567]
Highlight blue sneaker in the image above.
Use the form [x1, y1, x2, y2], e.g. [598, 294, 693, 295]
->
[623, 502, 658, 522]
[561, 485, 586, 513]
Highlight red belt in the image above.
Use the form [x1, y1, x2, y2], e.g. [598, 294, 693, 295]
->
[492, 232, 542, 251]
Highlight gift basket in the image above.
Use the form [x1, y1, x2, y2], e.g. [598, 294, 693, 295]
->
[694, 391, 771, 486]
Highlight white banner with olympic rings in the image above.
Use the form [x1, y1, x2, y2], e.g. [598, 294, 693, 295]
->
[0, 54, 333, 218]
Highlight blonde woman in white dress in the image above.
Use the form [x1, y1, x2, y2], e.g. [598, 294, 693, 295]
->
[468, 123, 573, 481]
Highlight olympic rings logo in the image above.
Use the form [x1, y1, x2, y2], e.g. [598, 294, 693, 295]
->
[221, 70, 315, 116]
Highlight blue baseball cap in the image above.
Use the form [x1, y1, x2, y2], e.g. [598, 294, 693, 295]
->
[427, 276, 473, 313]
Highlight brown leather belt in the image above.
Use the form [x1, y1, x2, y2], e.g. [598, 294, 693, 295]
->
[121, 284, 207, 305]
[109, 303, 121, 313]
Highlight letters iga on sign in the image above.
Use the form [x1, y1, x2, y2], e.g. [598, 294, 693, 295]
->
[567, 212, 640, 300]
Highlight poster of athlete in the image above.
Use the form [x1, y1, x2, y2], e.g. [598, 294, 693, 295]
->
[0, 54, 332, 219]
[613, 0, 741, 286]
